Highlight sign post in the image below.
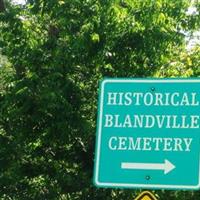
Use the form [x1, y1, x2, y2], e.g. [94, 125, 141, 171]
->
[94, 79, 200, 190]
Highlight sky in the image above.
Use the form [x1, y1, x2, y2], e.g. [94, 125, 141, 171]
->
[12, 0, 26, 5]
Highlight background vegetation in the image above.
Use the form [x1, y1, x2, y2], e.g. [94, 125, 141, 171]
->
[0, 0, 200, 199]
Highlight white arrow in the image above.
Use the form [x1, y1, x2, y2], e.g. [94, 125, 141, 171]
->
[121, 159, 175, 174]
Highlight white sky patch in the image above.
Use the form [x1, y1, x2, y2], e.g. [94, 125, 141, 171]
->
[186, 31, 200, 50]
[186, 6, 199, 15]
[12, 0, 26, 5]
[185, 5, 200, 50]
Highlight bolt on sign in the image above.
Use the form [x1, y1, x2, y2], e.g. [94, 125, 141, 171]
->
[134, 191, 157, 200]
[94, 79, 200, 190]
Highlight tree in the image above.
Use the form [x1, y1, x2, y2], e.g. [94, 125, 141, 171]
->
[0, 0, 200, 199]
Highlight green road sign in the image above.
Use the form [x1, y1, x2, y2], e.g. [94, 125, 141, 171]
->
[94, 78, 200, 190]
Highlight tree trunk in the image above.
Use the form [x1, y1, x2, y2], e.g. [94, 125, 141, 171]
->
[0, 0, 5, 12]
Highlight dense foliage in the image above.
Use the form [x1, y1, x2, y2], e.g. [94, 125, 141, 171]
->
[0, 0, 200, 199]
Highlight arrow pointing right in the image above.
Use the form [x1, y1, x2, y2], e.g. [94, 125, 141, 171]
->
[121, 159, 175, 174]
